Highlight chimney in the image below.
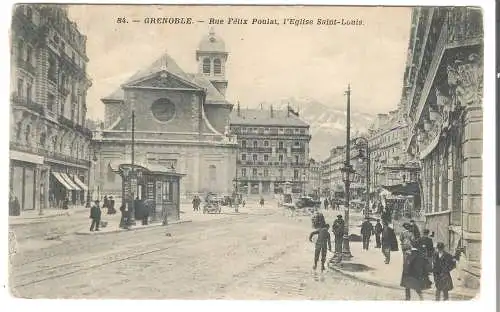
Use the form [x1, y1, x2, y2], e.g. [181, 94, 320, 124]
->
[260, 103, 263, 110]
[287, 103, 290, 117]
[237, 101, 240, 116]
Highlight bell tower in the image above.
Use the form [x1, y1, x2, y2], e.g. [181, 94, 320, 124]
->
[196, 27, 229, 96]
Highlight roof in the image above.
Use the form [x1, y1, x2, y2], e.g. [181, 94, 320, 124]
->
[187, 73, 229, 105]
[101, 52, 229, 105]
[197, 28, 226, 52]
[124, 52, 192, 85]
[229, 109, 309, 127]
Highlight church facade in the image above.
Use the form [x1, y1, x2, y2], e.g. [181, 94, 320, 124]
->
[93, 29, 237, 200]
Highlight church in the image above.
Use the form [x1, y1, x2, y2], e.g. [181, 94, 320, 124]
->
[93, 29, 237, 199]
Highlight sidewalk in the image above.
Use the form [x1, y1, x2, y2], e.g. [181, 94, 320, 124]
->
[74, 203, 255, 235]
[327, 239, 478, 300]
[9, 205, 89, 225]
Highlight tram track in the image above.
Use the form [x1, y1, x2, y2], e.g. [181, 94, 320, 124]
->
[10, 212, 276, 289]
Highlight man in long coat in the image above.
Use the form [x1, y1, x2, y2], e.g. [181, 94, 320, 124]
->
[400, 242, 431, 300]
[331, 215, 345, 256]
[374, 219, 383, 248]
[432, 242, 456, 301]
[360, 218, 374, 250]
[89, 200, 102, 232]
[381, 221, 398, 264]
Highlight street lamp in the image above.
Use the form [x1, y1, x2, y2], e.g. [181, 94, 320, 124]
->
[354, 137, 370, 216]
[340, 163, 354, 260]
[92, 152, 98, 201]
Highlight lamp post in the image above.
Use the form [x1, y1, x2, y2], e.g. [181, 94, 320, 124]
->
[341, 84, 353, 260]
[92, 152, 98, 201]
[354, 137, 370, 217]
[129, 109, 136, 224]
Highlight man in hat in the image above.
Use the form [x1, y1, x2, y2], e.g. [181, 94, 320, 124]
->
[360, 217, 374, 250]
[381, 221, 398, 264]
[374, 219, 383, 248]
[410, 220, 421, 240]
[90, 199, 102, 232]
[400, 240, 430, 300]
[432, 242, 456, 301]
[331, 215, 345, 256]
[400, 222, 415, 256]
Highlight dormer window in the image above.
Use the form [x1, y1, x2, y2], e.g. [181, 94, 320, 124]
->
[202, 58, 210, 74]
[214, 58, 221, 74]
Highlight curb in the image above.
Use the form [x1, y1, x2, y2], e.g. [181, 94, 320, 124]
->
[74, 219, 193, 236]
[327, 262, 476, 300]
[10, 209, 89, 224]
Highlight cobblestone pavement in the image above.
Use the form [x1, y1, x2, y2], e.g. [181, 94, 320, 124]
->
[10, 204, 414, 300]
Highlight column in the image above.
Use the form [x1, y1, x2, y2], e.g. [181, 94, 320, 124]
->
[270, 181, 275, 194]
[247, 182, 251, 195]
[44, 166, 50, 210]
[34, 165, 41, 214]
[258, 181, 263, 195]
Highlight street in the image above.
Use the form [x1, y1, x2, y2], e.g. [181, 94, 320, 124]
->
[9, 203, 405, 300]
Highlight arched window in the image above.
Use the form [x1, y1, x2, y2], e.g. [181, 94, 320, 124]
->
[17, 40, 24, 63]
[213, 58, 221, 74]
[253, 141, 257, 148]
[25, 124, 31, 144]
[39, 132, 46, 147]
[209, 165, 216, 183]
[26, 6, 33, 22]
[48, 54, 57, 82]
[202, 58, 211, 74]
[16, 122, 22, 140]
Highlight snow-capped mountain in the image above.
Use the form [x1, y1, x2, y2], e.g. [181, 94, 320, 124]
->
[260, 97, 375, 161]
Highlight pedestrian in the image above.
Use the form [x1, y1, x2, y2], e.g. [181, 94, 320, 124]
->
[410, 219, 421, 240]
[331, 215, 345, 257]
[89, 200, 102, 232]
[323, 197, 329, 210]
[400, 222, 416, 255]
[309, 224, 332, 272]
[107, 196, 116, 214]
[142, 200, 150, 225]
[62, 197, 69, 210]
[374, 219, 383, 248]
[400, 241, 431, 300]
[259, 196, 264, 208]
[192, 195, 198, 211]
[103, 195, 109, 210]
[360, 217, 374, 250]
[119, 203, 128, 229]
[417, 229, 434, 260]
[381, 221, 398, 264]
[432, 242, 457, 301]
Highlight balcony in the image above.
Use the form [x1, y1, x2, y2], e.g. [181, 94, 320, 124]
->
[10, 141, 91, 167]
[17, 59, 37, 75]
[291, 147, 306, 153]
[243, 147, 272, 153]
[58, 115, 75, 129]
[276, 148, 287, 153]
[290, 162, 307, 168]
[11, 94, 44, 115]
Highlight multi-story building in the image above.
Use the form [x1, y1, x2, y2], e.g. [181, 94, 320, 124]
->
[94, 29, 237, 199]
[367, 108, 420, 192]
[10, 4, 93, 215]
[230, 107, 310, 195]
[402, 7, 482, 289]
[320, 141, 368, 200]
[305, 158, 321, 196]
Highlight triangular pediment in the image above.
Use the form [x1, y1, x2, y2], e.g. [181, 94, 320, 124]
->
[124, 71, 202, 90]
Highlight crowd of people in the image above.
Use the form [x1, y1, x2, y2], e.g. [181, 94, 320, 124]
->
[309, 210, 459, 301]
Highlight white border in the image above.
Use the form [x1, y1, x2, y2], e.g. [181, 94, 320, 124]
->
[1, 1, 495, 312]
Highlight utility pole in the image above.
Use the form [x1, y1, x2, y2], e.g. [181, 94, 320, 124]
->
[130, 109, 136, 224]
[342, 84, 353, 260]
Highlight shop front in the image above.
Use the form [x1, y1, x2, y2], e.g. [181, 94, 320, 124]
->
[9, 150, 44, 214]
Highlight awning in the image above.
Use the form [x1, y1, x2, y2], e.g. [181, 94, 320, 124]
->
[382, 182, 420, 196]
[52, 172, 73, 190]
[72, 175, 88, 191]
[59, 173, 81, 191]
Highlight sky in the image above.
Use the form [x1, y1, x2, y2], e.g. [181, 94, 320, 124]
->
[67, 5, 412, 120]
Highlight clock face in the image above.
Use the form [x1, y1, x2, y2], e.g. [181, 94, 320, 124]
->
[151, 98, 176, 122]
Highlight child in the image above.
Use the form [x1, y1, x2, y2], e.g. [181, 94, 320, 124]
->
[309, 224, 332, 272]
